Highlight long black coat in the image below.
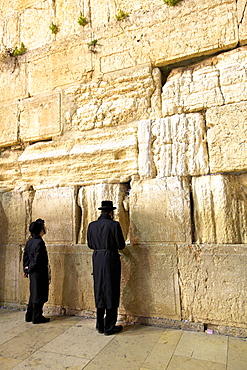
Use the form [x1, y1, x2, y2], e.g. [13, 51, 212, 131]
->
[23, 236, 49, 304]
[87, 214, 125, 309]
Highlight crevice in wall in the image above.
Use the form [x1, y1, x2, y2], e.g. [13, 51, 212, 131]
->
[189, 177, 196, 244]
[25, 186, 35, 240]
[237, 0, 247, 25]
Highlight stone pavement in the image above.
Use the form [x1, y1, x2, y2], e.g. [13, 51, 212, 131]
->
[0, 308, 246, 370]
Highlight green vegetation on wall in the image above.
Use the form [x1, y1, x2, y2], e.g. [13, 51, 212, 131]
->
[78, 12, 88, 26]
[49, 23, 59, 34]
[163, 0, 180, 5]
[116, 10, 129, 21]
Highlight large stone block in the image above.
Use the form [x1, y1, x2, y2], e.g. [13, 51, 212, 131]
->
[0, 101, 18, 147]
[0, 150, 22, 190]
[63, 64, 159, 131]
[77, 183, 130, 244]
[0, 245, 21, 304]
[162, 62, 224, 116]
[19, 2, 52, 50]
[46, 244, 94, 311]
[120, 244, 181, 319]
[0, 55, 27, 103]
[206, 102, 247, 173]
[96, 0, 238, 73]
[129, 177, 191, 244]
[32, 186, 80, 244]
[18, 124, 138, 187]
[151, 114, 209, 177]
[217, 46, 247, 104]
[192, 174, 247, 244]
[178, 244, 247, 328]
[0, 189, 33, 245]
[162, 46, 247, 116]
[19, 92, 61, 142]
[27, 39, 93, 94]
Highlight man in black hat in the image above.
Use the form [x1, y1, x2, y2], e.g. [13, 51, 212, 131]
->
[87, 200, 125, 335]
[23, 219, 50, 324]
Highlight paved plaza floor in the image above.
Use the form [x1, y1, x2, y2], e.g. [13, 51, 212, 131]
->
[0, 308, 246, 370]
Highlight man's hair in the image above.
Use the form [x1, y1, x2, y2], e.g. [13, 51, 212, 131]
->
[29, 221, 43, 236]
[101, 210, 112, 215]
[29, 218, 45, 237]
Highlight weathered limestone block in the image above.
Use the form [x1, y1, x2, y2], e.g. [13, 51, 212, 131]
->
[178, 244, 247, 328]
[217, 46, 247, 105]
[162, 61, 224, 116]
[192, 174, 247, 244]
[0, 102, 18, 147]
[45, 244, 94, 311]
[0, 55, 27, 103]
[120, 244, 181, 319]
[0, 150, 22, 190]
[19, 2, 53, 49]
[206, 102, 247, 173]
[0, 11, 19, 52]
[138, 120, 156, 179]
[129, 177, 191, 244]
[32, 186, 80, 244]
[27, 39, 93, 94]
[63, 65, 160, 131]
[77, 183, 130, 244]
[0, 245, 21, 304]
[151, 114, 209, 177]
[238, 0, 247, 44]
[19, 92, 61, 142]
[162, 46, 247, 116]
[18, 125, 138, 187]
[0, 189, 33, 245]
[98, 0, 238, 73]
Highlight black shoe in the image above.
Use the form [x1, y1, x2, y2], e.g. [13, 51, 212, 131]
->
[97, 329, 104, 334]
[33, 317, 50, 324]
[104, 325, 123, 336]
[25, 318, 32, 322]
[25, 316, 32, 322]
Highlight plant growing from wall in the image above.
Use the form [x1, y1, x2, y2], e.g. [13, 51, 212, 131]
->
[87, 39, 101, 53]
[0, 42, 27, 59]
[163, 0, 181, 5]
[13, 42, 27, 56]
[49, 22, 59, 34]
[78, 12, 88, 26]
[116, 9, 129, 21]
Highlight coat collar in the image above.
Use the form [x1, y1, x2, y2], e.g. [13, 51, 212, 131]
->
[98, 213, 112, 220]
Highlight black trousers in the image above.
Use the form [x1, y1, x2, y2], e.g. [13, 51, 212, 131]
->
[96, 307, 118, 333]
[26, 298, 44, 323]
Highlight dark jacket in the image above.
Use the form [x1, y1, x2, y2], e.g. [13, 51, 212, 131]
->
[87, 213, 125, 309]
[23, 236, 49, 304]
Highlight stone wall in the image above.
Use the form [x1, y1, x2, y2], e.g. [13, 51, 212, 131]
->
[0, 0, 246, 335]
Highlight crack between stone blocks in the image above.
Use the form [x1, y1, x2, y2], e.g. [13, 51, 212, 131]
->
[238, 0, 247, 25]
[176, 243, 184, 321]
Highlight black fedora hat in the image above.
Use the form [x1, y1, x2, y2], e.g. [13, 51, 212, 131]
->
[98, 200, 116, 210]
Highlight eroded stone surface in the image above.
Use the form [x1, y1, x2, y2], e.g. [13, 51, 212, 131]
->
[192, 174, 247, 244]
[129, 178, 191, 244]
[178, 244, 247, 327]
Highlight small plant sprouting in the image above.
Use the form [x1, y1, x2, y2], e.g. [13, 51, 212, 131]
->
[49, 22, 59, 34]
[116, 9, 129, 21]
[163, 0, 180, 5]
[78, 12, 88, 26]
[87, 39, 101, 53]
[13, 42, 27, 56]
[0, 42, 27, 59]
